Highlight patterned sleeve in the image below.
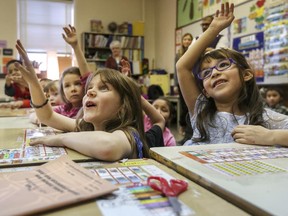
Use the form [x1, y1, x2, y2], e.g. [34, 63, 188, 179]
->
[264, 108, 288, 129]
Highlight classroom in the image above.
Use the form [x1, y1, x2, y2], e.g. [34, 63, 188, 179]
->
[0, 0, 288, 215]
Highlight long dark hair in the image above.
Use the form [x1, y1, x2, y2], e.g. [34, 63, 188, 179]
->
[75, 68, 149, 158]
[193, 48, 266, 142]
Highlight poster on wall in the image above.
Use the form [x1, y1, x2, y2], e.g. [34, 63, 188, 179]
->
[177, 0, 203, 28]
[1, 48, 13, 75]
[233, 32, 265, 83]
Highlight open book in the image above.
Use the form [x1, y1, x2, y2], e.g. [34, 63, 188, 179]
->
[0, 155, 118, 215]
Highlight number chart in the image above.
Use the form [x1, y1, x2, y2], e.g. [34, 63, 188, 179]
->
[180, 146, 288, 177]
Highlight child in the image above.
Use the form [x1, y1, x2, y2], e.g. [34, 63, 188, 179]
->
[265, 87, 288, 115]
[176, 3, 288, 145]
[39, 78, 52, 89]
[43, 80, 63, 106]
[15, 39, 148, 161]
[144, 98, 176, 146]
[3, 59, 31, 108]
[30, 79, 63, 125]
[51, 25, 90, 118]
[121, 59, 165, 148]
[54, 66, 84, 118]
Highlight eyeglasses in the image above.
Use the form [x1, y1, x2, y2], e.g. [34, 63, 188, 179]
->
[197, 58, 237, 80]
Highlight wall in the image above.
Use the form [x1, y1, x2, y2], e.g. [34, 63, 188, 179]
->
[74, 0, 176, 74]
[0, 0, 177, 97]
[154, 0, 177, 73]
[0, 0, 17, 58]
[180, 1, 259, 47]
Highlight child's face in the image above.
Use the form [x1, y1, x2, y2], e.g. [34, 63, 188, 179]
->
[62, 74, 84, 107]
[266, 90, 282, 107]
[48, 90, 62, 106]
[201, 58, 242, 103]
[7, 64, 23, 81]
[82, 75, 121, 129]
[152, 99, 170, 123]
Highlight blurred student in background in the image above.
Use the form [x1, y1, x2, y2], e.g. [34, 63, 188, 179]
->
[265, 87, 288, 115]
[1, 59, 31, 109]
[144, 97, 177, 146]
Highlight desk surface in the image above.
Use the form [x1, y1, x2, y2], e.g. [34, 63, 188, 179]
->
[4, 158, 245, 216]
[0, 127, 93, 167]
[0, 107, 30, 117]
[150, 144, 288, 216]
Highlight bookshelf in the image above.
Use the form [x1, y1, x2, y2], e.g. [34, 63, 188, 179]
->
[81, 32, 144, 74]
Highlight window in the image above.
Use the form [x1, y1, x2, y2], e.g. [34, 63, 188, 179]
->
[18, 0, 73, 78]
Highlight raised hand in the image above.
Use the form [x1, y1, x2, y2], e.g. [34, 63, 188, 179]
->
[210, 2, 235, 32]
[15, 40, 38, 84]
[120, 59, 131, 77]
[62, 25, 78, 47]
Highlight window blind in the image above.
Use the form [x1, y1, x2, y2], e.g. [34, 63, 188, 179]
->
[18, 0, 73, 54]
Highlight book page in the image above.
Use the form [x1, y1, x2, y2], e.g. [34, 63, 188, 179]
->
[0, 155, 118, 215]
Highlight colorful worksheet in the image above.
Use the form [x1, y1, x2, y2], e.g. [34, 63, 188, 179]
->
[0, 128, 66, 165]
[89, 164, 192, 216]
[180, 146, 288, 177]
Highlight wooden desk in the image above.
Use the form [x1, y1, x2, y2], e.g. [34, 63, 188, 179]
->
[1, 159, 247, 215]
[150, 144, 288, 216]
[0, 107, 29, 117]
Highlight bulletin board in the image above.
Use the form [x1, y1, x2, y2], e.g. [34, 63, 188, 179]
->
[177, 0, 202, 28]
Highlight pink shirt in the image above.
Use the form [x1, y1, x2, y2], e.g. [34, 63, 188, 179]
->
[53, 104, 81, 118]
[144, 115, 176, 146]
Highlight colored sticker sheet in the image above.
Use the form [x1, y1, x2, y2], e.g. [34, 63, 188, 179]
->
[0, 128, 66, 165]
[97, 184, 192, 216]
[180, 146, 288, 177]
[180, 146, 288, 164]
[88, 164, 175, 186]
[85, 164, 193, 215]
[205, 160, 287, 177]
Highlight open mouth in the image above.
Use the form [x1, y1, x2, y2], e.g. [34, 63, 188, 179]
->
[213, 79, 227, 88]
[85, 101, 96, 107]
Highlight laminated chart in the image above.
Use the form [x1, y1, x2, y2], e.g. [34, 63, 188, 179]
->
[0, 128, 66, 165]
[84, 163, 193, 216]
[180, 146, 288, 177]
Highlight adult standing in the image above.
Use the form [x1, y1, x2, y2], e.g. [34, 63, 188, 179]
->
[105, 40, 129, 71]
[174, 33, 193, 144]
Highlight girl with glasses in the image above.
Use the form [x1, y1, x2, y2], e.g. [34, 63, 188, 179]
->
[176, 3, 288, 146]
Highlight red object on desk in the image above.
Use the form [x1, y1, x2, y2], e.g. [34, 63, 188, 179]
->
[147, 176, 188, 215]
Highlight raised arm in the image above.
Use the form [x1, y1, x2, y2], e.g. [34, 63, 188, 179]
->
[15, 40, 76, 131]
[176, 3, 234, 114]
[62, 25, 90, 77]
[141, 96, 165, 131]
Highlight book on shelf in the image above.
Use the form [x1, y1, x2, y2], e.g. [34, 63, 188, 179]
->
[0, 155, 117, 215]
[132, 61, 142, 75]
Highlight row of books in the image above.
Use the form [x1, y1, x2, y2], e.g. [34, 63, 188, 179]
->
[84, 33, 144, 49]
